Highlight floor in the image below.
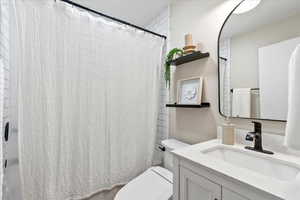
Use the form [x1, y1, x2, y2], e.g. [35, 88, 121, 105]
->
[87, 186, 123, 200]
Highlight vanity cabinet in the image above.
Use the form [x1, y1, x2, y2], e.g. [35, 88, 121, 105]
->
[179, 167, 248, 200]
[173, 157, 281, 200]
[222, 188, 249, 200]
[180, 167, 221, 200]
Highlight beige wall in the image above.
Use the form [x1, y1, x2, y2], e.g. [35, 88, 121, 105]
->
[231, 14, 300, 89]
[169, 0, 286, 144]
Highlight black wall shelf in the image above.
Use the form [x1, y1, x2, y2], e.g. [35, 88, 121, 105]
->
[166, 103, 210, 108]
[169, 51, 210, 66]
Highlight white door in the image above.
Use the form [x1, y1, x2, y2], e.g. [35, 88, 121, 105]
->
[223, 188, 249, 200]
[180, 167, 221, 200]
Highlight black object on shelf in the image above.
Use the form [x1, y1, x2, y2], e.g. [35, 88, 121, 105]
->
[158, 145, 166, 152]
[4, 122, 9, 142]
[219, 56, 227, 61]
[169, 51, 210, 66]
[230, 88, 259, 93]
[166, 103, 210, 108]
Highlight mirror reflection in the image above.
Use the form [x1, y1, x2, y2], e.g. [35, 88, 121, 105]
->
[218, 0, 300, 121]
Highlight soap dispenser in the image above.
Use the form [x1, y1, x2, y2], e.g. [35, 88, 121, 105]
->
[222, 117, 235, 145]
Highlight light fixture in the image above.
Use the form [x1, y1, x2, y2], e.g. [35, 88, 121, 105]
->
[234, 0, 261, 14]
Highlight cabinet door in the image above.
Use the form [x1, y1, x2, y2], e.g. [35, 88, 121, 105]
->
[180, 167, 221, 200]
[223, 188, 249, 200]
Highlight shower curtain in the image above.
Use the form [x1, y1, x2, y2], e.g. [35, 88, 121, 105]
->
[11, 1, 165, 200]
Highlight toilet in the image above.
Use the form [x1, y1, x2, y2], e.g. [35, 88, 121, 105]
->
[114, 139, 189, 200]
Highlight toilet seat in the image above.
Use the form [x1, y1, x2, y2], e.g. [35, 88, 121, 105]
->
[114, 167, 173, 200]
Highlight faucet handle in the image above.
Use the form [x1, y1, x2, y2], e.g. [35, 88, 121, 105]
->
[245, 134, 254, 141]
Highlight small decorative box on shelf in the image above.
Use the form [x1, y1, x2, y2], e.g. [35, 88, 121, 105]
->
[169, 51, 210, 66]
[166, 103, 210, 108]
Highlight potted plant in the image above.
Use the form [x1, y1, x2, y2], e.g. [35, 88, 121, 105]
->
[165, 48, 183, 88]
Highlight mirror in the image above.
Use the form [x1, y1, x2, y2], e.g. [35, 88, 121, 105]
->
[218, 0, 300, 121]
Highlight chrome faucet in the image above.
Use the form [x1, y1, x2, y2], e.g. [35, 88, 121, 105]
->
[245, 121, 274, 155]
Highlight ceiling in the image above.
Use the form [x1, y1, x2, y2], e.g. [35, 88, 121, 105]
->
[221, 0, 300, 38]
[70, 0, 170, 27]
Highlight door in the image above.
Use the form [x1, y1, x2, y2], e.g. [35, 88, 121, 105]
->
[223, 188, 249, 200]
[180, 167, 221, 200]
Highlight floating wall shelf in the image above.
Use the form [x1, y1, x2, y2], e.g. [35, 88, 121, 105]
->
[166, 103, 210, 108]
[169, 51, 210, 66]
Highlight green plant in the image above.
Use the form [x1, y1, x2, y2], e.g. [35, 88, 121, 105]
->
[165, 48, 183, 88]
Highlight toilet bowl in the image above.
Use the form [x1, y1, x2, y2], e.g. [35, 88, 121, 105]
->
[114, 166, 172, 200]
[114, 139, 189, 200]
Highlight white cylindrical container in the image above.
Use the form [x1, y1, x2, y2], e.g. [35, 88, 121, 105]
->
[185, 34, 193, 46]
[222, 119, 235, 145]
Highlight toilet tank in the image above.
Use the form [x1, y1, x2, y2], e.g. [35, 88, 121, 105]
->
[161, 139, 189, 171]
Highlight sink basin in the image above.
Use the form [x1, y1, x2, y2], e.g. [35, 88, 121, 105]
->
[201, 145, 300, 182]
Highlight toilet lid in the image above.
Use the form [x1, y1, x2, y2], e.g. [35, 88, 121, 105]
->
[114, 167, 173, 200]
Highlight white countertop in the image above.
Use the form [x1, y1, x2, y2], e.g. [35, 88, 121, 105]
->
[172, 139, 300, 200]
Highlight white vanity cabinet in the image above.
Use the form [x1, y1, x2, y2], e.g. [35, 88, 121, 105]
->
[222, 188, 249, 200]
[173, 157, 282, 200]
[180, 167, 221, 200]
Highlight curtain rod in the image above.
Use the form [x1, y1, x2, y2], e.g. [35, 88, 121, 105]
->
[58, 0, 167, 40]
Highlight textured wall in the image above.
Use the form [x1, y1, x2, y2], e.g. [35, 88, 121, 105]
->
[4, 1, 23, 199]
[0, 0, 10, 199]
[146, 7, 170, 164]
[0, 0, 9, 198]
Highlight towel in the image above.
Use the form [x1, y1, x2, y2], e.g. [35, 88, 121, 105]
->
[232, 88, 251, 118]
[285, 45, 300, 150]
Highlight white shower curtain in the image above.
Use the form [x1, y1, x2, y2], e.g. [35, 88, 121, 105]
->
[11, 1, 165, 200]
